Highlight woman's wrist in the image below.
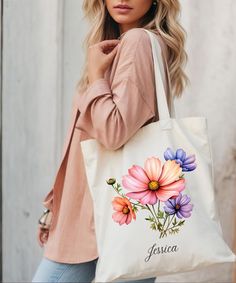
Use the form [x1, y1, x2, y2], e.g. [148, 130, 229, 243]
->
[88, 72, 104, 85]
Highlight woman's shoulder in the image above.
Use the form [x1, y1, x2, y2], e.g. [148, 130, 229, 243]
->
[115, 28, 158, 64]
[119, 27, 157, 46]
[116, 28, 162, 60]
[118, 28, 168, 69]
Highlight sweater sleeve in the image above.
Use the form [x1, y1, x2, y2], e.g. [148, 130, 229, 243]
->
[76, 28, 157, 150]
[41, 92, 81, 211]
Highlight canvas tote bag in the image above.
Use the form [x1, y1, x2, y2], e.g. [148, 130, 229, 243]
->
[80, 29, 236, 282]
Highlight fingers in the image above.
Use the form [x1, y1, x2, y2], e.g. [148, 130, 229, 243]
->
[37, 232, 43, 247]
[103, 44, 118, 55]
[87, 38, 120, 78]
[37, 228, 44, 247]
[99, 40, 120, 52]
[37, 226, 49, 248]
[106, 44, 119, 59]
[100, 39, 120, 46]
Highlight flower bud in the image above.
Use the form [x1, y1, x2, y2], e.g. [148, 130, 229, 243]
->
[106, 178, 116, 185]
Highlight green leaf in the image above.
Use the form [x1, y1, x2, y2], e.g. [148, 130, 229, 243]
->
[169, 228, 179, 235]
[145, 216, 155, 222]
[133, 206, 138, 213]
[172, 217, 177, 226]
[157, 211, 164, 218]
[157, 222, 163, 232]
[150, 223, 157, 230]
[178, 220, 185, 226]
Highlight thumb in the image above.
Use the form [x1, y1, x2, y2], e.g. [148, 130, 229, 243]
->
[106, 44, 119, 60]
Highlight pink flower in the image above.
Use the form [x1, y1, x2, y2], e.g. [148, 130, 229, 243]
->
[122, 157, 185, 205]
[112, 196, 136, 225]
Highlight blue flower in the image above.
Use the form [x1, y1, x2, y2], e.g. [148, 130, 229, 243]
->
[164, 148, 197, 172]
[163, 193, 193, 219]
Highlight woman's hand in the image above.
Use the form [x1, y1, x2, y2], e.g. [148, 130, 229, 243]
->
[88, 39, 120, 84]
[37, 225, 49, 247]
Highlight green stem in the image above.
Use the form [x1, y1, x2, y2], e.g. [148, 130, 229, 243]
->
[167, 214, 171, 226]
[159, 214, 176, 238]
[151, 204, 161, 225]
[111, 183, 162, 222]
[130, 202, 144, 208]
[112, 184, 122, 196]
[162, 214, 170, 230]
[145, 204, 159, 228]
[164, 215, 175, 231]
[111, 184, 146, 209]
[151, 204, 157, 218]
[164, 224, 179, 233]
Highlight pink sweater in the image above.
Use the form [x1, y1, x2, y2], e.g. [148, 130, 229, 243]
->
[42, 28, 171, 263]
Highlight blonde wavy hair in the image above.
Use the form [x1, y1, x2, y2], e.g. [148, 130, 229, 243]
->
[77, 0, 189, 97]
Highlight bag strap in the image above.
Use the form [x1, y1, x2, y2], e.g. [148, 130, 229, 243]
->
[162, 49, 176, 118]
[141, 28, 174, 123]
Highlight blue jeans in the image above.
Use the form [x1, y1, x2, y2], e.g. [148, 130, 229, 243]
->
[32, 256, 156, 283]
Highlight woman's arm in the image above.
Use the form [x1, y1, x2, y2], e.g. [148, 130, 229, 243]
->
[76, 28, 157, 150]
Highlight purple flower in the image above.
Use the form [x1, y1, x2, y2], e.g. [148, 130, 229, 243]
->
[163, 193, 193, 219]
[164, 147, 197, 172]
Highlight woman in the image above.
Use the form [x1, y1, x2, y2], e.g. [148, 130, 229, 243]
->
[32, 0, 188, 282]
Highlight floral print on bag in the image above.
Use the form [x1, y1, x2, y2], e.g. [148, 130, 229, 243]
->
[106, 148, 196, 238]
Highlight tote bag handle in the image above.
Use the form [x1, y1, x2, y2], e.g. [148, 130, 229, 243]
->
[141, 28, 175, 128]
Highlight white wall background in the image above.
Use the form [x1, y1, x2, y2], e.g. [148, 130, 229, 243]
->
[2, 0, 236, 282]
